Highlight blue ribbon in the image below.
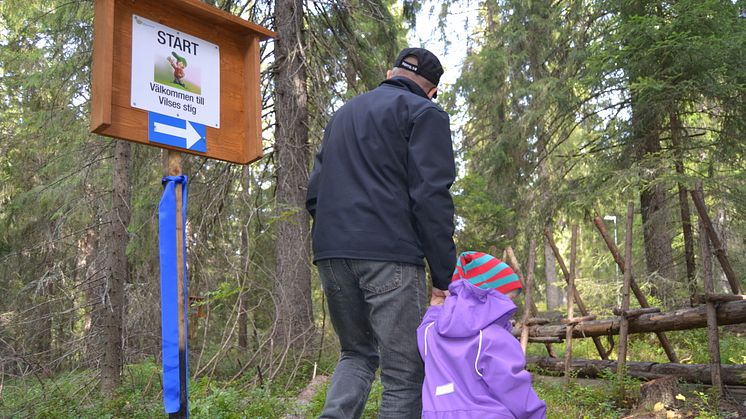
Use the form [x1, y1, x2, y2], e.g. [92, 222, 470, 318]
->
[159, 175, 189, 414]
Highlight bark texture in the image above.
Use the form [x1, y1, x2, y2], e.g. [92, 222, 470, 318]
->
[273, 0, 314, 348]
[101, 140, 131, 395]
[625, 0, 674, 297]
[671, 112, 697, 305]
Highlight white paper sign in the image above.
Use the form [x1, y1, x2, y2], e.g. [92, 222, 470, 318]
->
[131, 15, 220, 127]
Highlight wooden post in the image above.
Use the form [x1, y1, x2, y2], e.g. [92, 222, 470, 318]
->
[695, 186, 724, 399]
[510, 244, 556, 357]
[617, 203, 634, 397]
[520, 240, 536, 354]
[564, 225, 578, 384]
[690, 184, 742, 294]
[544, 228, 608, 359]
[671, 111, 697, 306]
[592, 216, 679, 363]
[165, 150, 188, 418]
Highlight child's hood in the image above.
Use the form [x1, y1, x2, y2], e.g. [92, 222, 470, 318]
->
[433, 280, 517, 338]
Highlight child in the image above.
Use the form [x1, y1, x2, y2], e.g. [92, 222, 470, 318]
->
[167, 52, 187, 88]
[417, 251, 547, 418]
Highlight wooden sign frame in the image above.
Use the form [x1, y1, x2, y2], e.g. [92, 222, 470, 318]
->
[90, 0, 275, 164]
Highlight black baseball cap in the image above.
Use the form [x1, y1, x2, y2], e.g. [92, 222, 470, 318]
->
[394, 47, 444, 87]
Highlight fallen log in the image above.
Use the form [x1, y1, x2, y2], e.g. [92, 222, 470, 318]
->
[612, 307, 660, 317]
[693, 293, 746, 304]
[527, 357, 746, 385]
[512, 300, 746, 339]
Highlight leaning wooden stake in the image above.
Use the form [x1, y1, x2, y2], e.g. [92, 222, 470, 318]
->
[166, 150, 188, 419]
[564, 225, 578, 384]
[690, 184, 742, 294]
[695, 186, 724, 398]
[544, 228, 608, 360]
[617, 203, 634, 396]
[506, 246, 539, 316]
[508, 245, 556, 357]
[519, 240, 542, 354]
[592, 216, 679, 363]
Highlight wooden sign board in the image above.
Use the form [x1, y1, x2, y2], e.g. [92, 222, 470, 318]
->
[90, 0, 275, 164]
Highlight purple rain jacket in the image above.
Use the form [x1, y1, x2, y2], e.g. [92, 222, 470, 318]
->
[417, 280, 547, 418]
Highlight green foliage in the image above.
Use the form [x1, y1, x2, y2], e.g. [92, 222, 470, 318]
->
[1, 360, 301, 418]
[1, 0, 745, 416]
[453, 172, 513, 250]
[532, 376, 626, 418]
[190, 379, 288, 418]
[673, 328, 746, 365]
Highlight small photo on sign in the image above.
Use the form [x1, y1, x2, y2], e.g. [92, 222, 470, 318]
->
[154, 52, 202, 95]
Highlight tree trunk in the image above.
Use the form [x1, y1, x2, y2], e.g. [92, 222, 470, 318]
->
[624, 0, 674, 300]
[101, 140, 131, 395]
[273, 0, 314, 348]
[713, 206, 729, 292]
[671, 112, 697, 306]
[638, 150, 675, 299]
[81, 226, 104, 368]
[544, 221, 562, 310]
[239, 214, 250, 349]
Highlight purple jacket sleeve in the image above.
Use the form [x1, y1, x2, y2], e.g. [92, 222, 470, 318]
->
[407, 108, 456, 290]
[477, 328, 547, 419]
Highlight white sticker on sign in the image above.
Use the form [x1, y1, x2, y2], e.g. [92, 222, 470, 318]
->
[131, 15, 220, 128]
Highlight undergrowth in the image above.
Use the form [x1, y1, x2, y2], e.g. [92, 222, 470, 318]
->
[2, 326, 743, 418]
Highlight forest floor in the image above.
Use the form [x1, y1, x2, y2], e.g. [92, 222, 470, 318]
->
[2, 329, 745, 418]
[1, 364, 744, 418]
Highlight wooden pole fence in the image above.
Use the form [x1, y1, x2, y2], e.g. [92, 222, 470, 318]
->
[592, 215, 679, 363]
[544, 227, 609, 360]
[617, 202, 634, 388]
[690, 183, 742, 294]
[514, 300, 746, 340]
[564, 225, 578, 384]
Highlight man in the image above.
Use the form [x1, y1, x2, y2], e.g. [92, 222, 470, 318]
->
[306, 47, 456, 418]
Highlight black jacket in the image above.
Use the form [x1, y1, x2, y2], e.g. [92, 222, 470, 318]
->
[306, 77, 456, 290]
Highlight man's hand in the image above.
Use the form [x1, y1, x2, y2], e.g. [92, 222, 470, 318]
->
[430, 287, 449, 306]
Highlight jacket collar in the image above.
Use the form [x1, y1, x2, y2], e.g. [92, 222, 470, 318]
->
[379, 76, 430, 100]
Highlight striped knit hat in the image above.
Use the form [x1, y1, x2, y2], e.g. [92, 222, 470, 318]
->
[452, 251, 522, 294]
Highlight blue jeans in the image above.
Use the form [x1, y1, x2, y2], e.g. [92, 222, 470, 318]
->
[317, 259, 428, 419]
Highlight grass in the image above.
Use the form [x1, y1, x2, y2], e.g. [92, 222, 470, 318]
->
[1, 364, 738, 418]
[2, 327, 743, 418]
[533, 375, 627, 418]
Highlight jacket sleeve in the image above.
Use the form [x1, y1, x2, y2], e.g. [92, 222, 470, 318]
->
[477, 329, 547, 419]
[307, 117, 334, 218]
[407, 108, 457, 290]
[416, 306, 441, 360]
[306, 145, 322, 219]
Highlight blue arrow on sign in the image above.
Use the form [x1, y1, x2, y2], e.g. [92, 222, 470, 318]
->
[148, 111, 207, 153]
